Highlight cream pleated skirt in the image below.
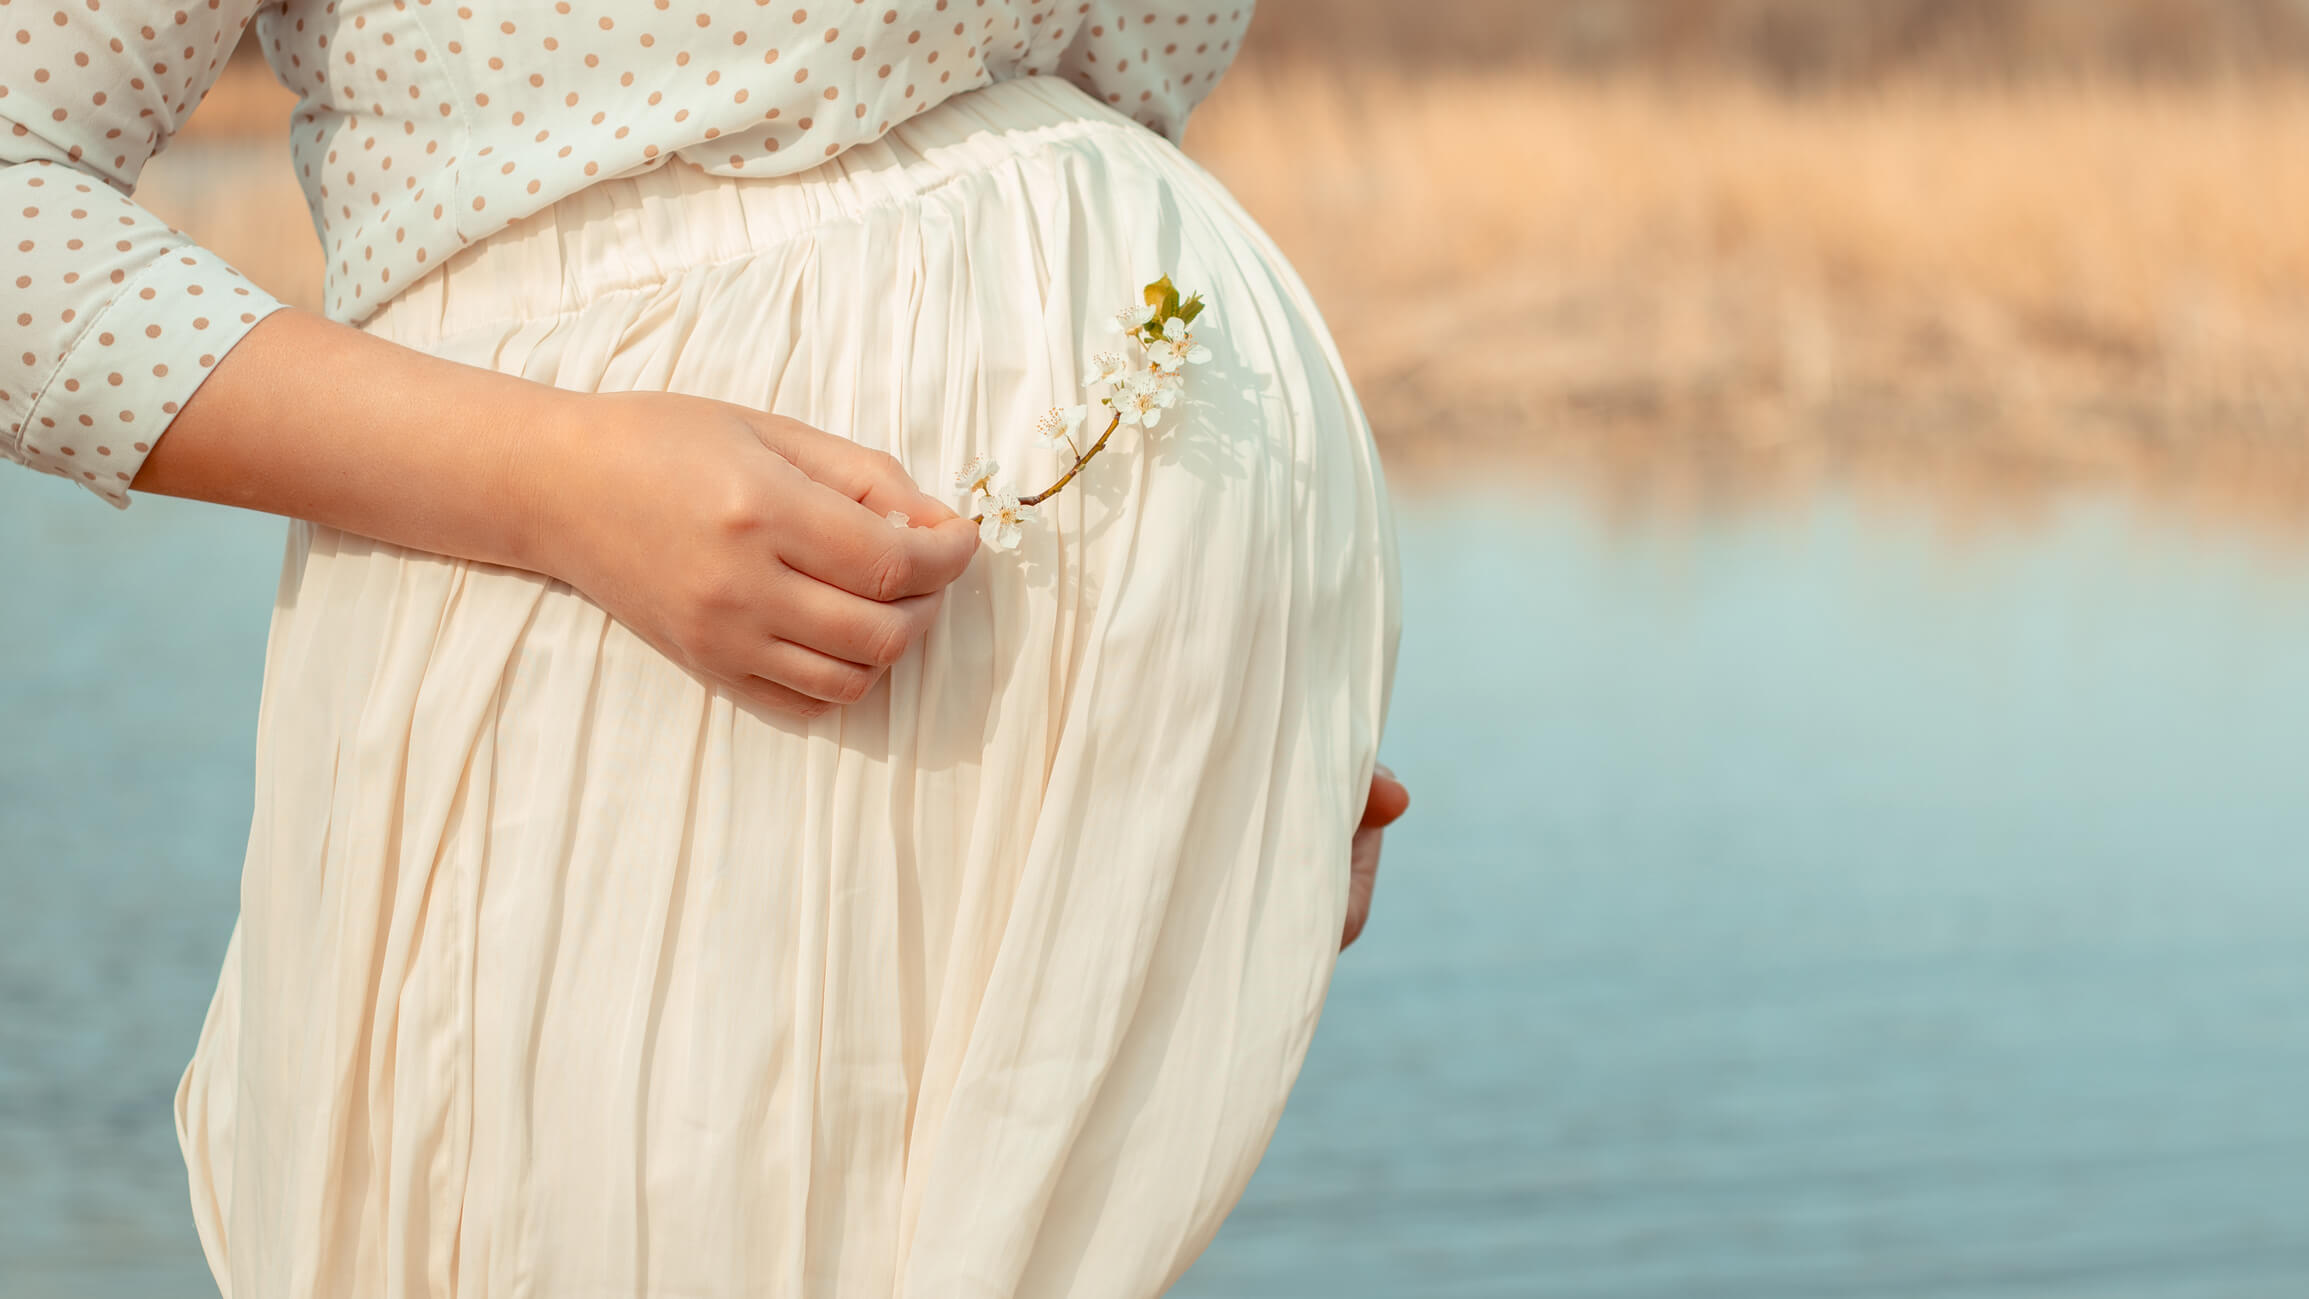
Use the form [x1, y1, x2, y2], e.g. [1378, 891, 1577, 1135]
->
[174, 73, 1399, 1299]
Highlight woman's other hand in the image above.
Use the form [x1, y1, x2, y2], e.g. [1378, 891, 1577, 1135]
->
[1343, 763, 1409, 950]
[538, 392, 982, 719]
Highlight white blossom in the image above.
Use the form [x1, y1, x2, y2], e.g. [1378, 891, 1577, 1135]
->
[1148, 316, 1213, 371]
[966, 278, 1205, 559]
[885, 510, 912, 529]
[1115, 371, 1178, 428]
[1136, 365, 1185, 400]
[1033, 403, 1090, 450]
[953, 455, 1000, 495]
[1087, 349, 1131, 388]
[976, 490, 1039, 550]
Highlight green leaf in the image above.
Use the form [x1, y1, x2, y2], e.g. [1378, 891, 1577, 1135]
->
[1176, 293, 1206, 327]
[1143, 274, 1181, 323]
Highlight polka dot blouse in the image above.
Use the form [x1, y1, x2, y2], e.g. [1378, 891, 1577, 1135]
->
[2, 0, 1252, 507]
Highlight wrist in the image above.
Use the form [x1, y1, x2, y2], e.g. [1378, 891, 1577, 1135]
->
[501, 385, 601, 584]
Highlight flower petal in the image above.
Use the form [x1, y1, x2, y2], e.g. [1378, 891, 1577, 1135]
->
[953, 456, 1000, 493]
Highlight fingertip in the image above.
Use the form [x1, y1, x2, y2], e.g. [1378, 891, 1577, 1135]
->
[1364, 769, 1410, 826]
[939, 513, 982, 551]
[917, 514, 979, 579]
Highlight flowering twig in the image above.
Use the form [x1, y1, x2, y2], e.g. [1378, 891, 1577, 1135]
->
[951, 275, 1212, 550]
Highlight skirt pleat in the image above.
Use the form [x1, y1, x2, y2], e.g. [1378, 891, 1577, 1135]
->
[175, 72, 1400, 1299]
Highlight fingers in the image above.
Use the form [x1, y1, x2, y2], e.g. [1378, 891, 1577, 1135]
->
[745, 416, 981, 599]
[1347, 763, 1400, 949]
[757, 415, 965, 525]
[1342, 825, 1381, 950]
[715, 599, 931, 719]
[753, 418, 981, 594]
[727, 673, 841, 721]
[749, 638, 885, 705]
[768, 578, 943, 668]
[1362, 762, 1410, 829]
[724, 573, 945, 716]
[841, 447, 966, 528]
[776, 474, 980, 602]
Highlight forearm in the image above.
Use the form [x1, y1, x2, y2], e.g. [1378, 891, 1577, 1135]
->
[131, 308, 580, 575]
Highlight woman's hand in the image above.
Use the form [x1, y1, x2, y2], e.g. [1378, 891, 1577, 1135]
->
[1342, 763, 1409, 950]
[535, 391, 981, 719]
[138, 311, 979, 720]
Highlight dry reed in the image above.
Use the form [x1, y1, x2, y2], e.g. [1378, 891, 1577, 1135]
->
[1182, 67, 2309, 526]
[1240, 0, 2309, 85]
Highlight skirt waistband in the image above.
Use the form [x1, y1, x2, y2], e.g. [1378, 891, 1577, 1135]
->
[364, 74, 1157, 346]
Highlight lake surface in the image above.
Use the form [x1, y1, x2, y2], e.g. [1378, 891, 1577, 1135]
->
[5, 477, 2308, 1297]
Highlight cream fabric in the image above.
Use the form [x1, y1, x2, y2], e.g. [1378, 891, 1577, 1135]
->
[1, 0, 1252, 505]
[171, 73, 1400, 1299]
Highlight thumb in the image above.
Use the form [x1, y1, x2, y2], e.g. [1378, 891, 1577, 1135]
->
[755, 415, 963, 527]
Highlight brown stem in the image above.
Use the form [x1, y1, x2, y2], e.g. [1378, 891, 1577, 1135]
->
[970, 408, 1127, 522]
[1022, 409, 1126, 505]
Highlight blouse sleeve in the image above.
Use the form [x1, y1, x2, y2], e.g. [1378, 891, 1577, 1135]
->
[3, 0, 289, 508]
[1053, 4, 1245, 143]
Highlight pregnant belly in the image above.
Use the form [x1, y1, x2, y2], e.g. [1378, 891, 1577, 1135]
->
[180, 71, 1399, 1299]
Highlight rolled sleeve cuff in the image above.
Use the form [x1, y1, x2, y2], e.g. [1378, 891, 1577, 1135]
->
[10, 244, 287, 509]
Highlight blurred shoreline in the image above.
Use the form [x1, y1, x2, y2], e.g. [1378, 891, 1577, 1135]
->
[141, 13, 2309, 537]
[1189, 66, 2309, 536]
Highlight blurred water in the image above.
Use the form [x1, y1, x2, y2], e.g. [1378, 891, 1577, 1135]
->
[4, 476, 2308, 1297]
